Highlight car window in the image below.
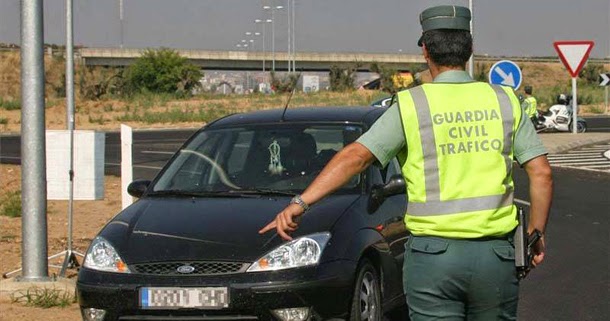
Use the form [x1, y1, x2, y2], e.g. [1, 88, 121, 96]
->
[226, 131, 254, 176]
[152, 124, 363, 194]
[153, 132, 223, 191]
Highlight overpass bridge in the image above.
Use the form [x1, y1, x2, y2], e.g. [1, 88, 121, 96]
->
[79, 48, 427, 71]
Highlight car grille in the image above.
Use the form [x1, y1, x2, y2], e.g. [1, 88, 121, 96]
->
[130, 261, 250, 276]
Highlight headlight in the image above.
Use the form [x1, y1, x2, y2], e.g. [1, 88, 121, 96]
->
[83, 236, 130, 273]
[247, 232, 331, 272]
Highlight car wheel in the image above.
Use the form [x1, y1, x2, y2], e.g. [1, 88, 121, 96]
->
[350, 259, 382, 321]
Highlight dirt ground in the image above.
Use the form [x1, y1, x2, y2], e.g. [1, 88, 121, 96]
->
[0, 164, 122, 320]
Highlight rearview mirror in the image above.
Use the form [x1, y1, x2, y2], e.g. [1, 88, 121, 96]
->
[127, 179, 151, 198]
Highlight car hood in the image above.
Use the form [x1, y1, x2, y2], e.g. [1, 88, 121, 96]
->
[103, 195, 359, 264]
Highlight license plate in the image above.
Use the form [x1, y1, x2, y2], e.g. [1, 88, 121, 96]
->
[140, 287, 229, 309]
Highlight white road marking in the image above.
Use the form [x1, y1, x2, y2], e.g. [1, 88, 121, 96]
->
[563, 151, 607, 155]
[547, 143, 610, 173]
[548, 155, 604, 160]
[550, 159, 610, 164]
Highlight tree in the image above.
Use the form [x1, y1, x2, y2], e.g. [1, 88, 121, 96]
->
[124, 48, 203, 95]
[270, 72, 299, 93]
[329, 64, 359, 91]
[579, 63, 603, 84]
[370, 63, 398, 93]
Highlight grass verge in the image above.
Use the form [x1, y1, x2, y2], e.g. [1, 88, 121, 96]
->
[10, 287, 75, 308]
[0, 190, 21, 217]
[0, 97, 21, 110]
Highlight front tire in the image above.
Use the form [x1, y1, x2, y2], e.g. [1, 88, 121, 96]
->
[569, 120, 587, 133]
[350, 259, 382, 321]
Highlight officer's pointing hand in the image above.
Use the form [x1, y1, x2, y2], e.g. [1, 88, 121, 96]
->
[259, 204, 304, 241]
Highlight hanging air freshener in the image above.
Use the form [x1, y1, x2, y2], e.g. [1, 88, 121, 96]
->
[268, 140, 284, 175]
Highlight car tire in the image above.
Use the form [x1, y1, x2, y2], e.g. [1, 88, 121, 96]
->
[349, 259, 382, 321]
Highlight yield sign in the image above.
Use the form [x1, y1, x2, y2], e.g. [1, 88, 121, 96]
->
[553, 41, 595, 77]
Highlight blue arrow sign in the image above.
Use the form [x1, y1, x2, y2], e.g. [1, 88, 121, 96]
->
[488, 60, 522, 90]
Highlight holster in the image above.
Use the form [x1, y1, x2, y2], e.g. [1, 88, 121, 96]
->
[514, 207, 528, 279]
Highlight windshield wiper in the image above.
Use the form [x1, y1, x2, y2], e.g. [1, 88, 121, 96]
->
[230, 189, 297, 197]
[147, 190, 243, 198]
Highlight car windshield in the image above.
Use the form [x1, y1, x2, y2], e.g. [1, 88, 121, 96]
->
[152, 124, 363, 194]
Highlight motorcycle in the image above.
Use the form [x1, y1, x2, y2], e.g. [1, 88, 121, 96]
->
[533, 95, 587, 133]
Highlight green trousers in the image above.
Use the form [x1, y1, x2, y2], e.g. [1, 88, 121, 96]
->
[403, 235, 519, 321]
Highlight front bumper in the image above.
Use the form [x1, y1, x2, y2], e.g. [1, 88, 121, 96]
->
[77, 260, 355, 321]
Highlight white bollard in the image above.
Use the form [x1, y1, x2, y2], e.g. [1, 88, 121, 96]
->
[121, 124, 133, 209]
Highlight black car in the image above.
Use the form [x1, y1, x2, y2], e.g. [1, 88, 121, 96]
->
[77, 107, 409, 321]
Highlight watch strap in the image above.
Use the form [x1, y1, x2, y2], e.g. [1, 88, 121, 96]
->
[290, 195, 310, 212]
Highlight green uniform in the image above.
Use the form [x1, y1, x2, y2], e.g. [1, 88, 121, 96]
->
[357, 70, 547, 321]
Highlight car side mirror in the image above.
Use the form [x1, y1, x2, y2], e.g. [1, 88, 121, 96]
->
[382, 174, 406, 197]
[368, 174, 406, 212]
[127, 179, 151, 198]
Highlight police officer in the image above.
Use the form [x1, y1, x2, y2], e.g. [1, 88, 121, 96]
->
[260, 5, 553, 320]
[523, 85, 539, 123]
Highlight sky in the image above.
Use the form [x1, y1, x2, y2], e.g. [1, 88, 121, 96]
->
[1, 0, 609, 58]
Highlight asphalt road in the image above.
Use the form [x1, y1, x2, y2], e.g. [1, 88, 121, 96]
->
[583, 115, 610, 132]
[0, 129, 198, 179]
[103, 129, 197, 179]
[513, 166, 609, 321]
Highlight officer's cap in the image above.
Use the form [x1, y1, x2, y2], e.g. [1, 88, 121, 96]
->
[417, 5, 471, 47]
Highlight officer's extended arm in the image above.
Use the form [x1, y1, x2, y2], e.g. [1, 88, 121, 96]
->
[259, 142, 376, 240]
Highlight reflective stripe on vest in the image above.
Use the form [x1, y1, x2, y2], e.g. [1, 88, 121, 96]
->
[397, 83, 521, 238]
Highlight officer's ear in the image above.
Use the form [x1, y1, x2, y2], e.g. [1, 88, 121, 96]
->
[422, 44, 430, 63]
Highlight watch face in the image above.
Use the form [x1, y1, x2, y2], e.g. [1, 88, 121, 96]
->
[291, 196, 308, 211]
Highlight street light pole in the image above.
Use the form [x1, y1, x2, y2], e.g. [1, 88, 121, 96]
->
[286, 0, 291, 72]
[255, 19, 269, 74]
[119, 0, 124, 48]
[468, 0, 474, 78]
[264, 5, 283, 72]
[263, 6, 274, 72]
[292, 0, 296, 72]
[20, 0, 49, 282]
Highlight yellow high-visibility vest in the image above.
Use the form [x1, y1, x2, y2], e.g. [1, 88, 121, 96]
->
[396, 83, 522, 238]
[524, 96, 538, 118]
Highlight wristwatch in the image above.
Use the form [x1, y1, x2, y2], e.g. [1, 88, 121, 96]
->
[290, 195, 310, 212]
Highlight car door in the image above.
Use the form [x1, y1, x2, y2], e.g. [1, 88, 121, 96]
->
[376, 158, 408, 264]
[368, 158, 408, 300]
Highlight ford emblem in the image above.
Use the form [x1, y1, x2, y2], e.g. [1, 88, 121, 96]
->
[176, 265, 195, 274]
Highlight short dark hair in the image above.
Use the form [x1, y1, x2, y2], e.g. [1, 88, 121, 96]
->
[421, 29, 472, 67]
[524, 86, 533, 94]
